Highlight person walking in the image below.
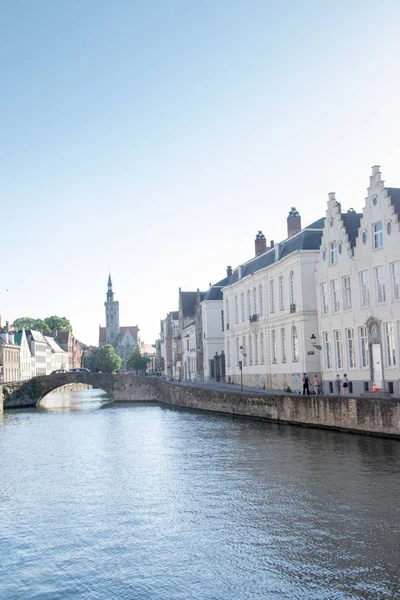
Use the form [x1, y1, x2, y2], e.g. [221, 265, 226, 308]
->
[334, 374, 341, 395]
[303, 373, 310, 395]
[313, 374, 320, 395]
[342, 374, 349, 396]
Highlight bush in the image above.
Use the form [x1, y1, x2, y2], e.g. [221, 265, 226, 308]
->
[286, 386, 293, 393]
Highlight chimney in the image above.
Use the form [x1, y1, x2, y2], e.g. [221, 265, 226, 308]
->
[5, 320, 9, 333]
[287, 208, 301, 238]
[255, 231, 267, 257]
[226, 265, 232, 277]
[270, 240, 274, 248]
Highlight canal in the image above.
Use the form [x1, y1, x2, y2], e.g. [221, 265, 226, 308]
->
[0, 388, 399, 599]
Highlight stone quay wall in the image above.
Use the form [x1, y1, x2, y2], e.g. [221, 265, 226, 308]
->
[153, 381, 400, 439]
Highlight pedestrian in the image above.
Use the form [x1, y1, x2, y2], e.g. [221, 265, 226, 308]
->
[342, 374, 349, 396]
[303, 373, 310, 395]
[334, 374, 341, 395]
[313, 374, 320, 395]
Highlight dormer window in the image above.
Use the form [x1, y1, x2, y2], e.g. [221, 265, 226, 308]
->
[330, 242, 338, 265]
[373, 222, 383, 249]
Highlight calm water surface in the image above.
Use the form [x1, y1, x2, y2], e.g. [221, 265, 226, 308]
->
[0, 388, 399, 599]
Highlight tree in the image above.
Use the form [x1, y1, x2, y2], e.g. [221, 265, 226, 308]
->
[44, 316, 73, 333]
[126, 346, 150, 375]
[94, 344, 121, 373]
[12, 317, 51, 333]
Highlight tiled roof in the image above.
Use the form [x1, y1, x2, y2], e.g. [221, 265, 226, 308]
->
[180, 291, 198, 317]
[44, 336, 66, 353]
[28, 329, 47, 343]
[305, 217, 325, 229]
[342, 212, 362, 248]
[387, 187, 400, 217]
[203, 287, 224, 301]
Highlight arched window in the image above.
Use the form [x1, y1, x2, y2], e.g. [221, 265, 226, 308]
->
[254, 333, 258, 365]
[227, 340, 231, 368]
[259, 284, 263, 315]
[242, 336, 246, 366]
[248, 334, 253, 365]
[253, 287, 257, 315]
[260, 332, 265, 364]
[290, 271, 296, 307]
[292, 326, 299, 361]
[236, 337, 240, 367]
[247, 290, 251, 318]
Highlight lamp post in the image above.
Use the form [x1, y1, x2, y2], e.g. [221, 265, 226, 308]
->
[239, 345, 247, 392]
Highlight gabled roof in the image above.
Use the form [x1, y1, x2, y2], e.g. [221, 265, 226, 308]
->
[56, 330, 71, 342]
[203, 287, 224, 301]
[342, 211, 362, 248]
[387, 187, 400, 218]
[44, 336, 67, 353]
[27, 329, 47, 343]
[99, 326, 139, 344]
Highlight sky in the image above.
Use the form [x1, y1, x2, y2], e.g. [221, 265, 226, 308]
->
[1, 0, 400, 346]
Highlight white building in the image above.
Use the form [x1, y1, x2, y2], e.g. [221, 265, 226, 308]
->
[14, 329, 32, 380]
[201, 274, 230, 381]
[44, 335, 69, 372]
[26, 330, 49, 376]
[181, 322, 197, 381]
[315, 166, 400, 396]
[223, 211, 324, 391]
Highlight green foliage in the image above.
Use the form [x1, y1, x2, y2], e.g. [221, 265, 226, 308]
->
[44, 316, 72, 333]
[126, 346, 150, 375]
[94, 344, 121, 373]
[83, 348, 99, 371]
[286, 386, 293, 393]
[12, 317, 51, 333]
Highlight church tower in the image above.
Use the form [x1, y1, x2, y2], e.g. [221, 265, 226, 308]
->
[105, 274, 120, 344]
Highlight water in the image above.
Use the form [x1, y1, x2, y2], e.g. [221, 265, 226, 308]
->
[1, 388, 399, 599]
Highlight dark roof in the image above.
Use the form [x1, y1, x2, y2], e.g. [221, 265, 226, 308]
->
[387, 188, 400, 217]
[203, 287, 224, 301]
[305, 217, 325, 229]
[342, 212, 362, 248]
[180, 291, 198, 316]
[224, 226, 324, 287]
[213, 276, 229, 287]
[170, 311, 179, 320]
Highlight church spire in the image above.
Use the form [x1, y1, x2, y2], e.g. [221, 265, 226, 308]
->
[107, 273, 114, 302]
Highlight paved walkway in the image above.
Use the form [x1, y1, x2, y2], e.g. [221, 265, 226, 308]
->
[167, 379, 301, 396]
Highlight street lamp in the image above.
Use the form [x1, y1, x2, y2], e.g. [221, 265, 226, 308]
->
[239, 345, 247, 392]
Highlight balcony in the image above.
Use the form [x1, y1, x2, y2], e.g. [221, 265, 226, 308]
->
[249, 314, 259, 323]
[290, 304, 296, 313]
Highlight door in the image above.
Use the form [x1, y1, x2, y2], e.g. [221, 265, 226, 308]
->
[371, 344, 383, 388]
[292, 374, 300, 393]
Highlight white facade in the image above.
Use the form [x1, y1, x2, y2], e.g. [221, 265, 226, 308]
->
[315, 166, 400, 396]
[27, 330, 49, 376]
[181, 323, 197, 381]
[45, 336, 69, 372]
[201, 299, 224, 381]
[159, 317, 168, 376]
[223, 229, 323, 391]
[19, 329, 32, 380]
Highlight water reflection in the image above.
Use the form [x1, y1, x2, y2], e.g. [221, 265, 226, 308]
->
[39, 387, 109, 411]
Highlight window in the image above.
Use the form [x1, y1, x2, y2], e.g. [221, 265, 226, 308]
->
[331, 279, 340, 312]
[254, 333, 258, 365]
[247, 290, 251, 318]
[323, 332, 332, 369]
[391, 261, 400, 300]
[342, 276, 352, 311]
[279, 276, 284, 310]
[240, 293, 245, 322]
[359, 326, 369, 368]
[248, 335, 253, 366]
[271, 330, 277, 363]
[235, 295, 239, 324]
[259, 284, 264, 315]
[321, 283, 329, 315]
[330, 241, 338, 265]
[242, 336, 246, 366]
[292, 326, 299, 362]
[384, 323, 396, 367]
[359, 270, 370, 307]
[227, 340, 231, 368]
[346, 328, 356, 368]
[373, 222, 383, 249]
[253, 287, 257, 315]
[334, 330, 342, 369]
[374, 266, 386, 303]
[236, 338, 240, 367]
[281, 327, 286, 363]
[289, 271, 296, 306]
[260, 332, 265, 364]
[270, 280, 275, 313]
[225, 299, 230, 326]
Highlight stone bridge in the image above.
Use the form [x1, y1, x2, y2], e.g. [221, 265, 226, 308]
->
[1, 372, 157, 408]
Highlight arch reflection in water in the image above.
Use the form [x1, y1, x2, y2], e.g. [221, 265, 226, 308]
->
[39, 387, 109, 411]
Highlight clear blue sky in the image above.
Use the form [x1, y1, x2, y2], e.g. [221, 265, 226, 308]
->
[1, 0, 400, 346]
